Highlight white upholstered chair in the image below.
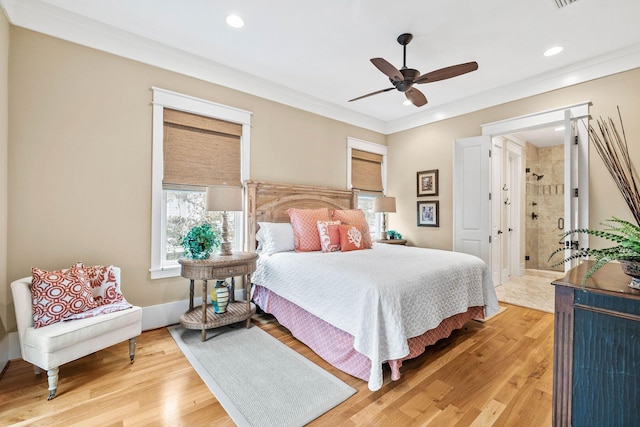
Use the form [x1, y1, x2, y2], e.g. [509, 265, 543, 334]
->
[10, 266, 142, 400]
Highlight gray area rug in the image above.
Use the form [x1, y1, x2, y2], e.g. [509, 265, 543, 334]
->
[168, 324, 356, 427]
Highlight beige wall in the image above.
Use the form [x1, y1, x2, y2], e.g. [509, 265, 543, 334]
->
[388, 68, 640, 250]
[0, 9, 8, 339]
[4, 27, 384, 331]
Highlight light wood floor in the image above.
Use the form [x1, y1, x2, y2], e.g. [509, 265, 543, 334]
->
[0, 303, 553, 426]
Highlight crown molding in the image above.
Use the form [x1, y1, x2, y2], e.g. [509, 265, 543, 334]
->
[3, 0, 640, 135]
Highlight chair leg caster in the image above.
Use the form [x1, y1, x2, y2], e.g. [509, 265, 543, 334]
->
[47, 367, 59, 400]
[129, 337, 136, 363]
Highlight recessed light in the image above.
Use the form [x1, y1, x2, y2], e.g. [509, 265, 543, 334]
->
[226, 14, 244, 29]
[544, 46, 563, 57]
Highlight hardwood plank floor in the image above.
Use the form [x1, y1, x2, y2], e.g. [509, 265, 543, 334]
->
[0, 303, 553, 426]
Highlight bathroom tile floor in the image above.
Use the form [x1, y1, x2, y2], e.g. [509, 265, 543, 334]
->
[494, 269, 563, 313]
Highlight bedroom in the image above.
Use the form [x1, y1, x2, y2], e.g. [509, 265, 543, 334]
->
[1, 1, 640, 425]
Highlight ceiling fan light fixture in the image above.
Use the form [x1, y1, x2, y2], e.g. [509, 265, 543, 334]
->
[544, 46, 563, 57]
[403, 99, 413, 106]
[226, 14, 245, 28]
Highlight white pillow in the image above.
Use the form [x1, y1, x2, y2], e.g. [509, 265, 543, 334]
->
[256, 222, 295, 255]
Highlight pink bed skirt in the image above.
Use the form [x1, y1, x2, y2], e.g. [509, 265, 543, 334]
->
[252, 284, 484, 383]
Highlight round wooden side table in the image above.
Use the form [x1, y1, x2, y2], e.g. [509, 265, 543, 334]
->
[178, 252, 258, 341]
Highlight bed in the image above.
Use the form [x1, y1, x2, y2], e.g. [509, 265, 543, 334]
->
[244, 181, 499, 391]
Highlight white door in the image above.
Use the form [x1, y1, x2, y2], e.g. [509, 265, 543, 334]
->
[454, 136, 492, 274]
[506, 142, 524, 276]
[563, 110, 590, 270]
[491, 138, 504, 285]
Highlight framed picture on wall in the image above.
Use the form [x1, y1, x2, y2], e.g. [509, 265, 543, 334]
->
[417, 169, 439, 197]
[417, 200, 439, 227]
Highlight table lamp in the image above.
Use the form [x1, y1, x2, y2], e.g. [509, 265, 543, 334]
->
[373, 196, 396, 240]
[206, 185, 243, 256]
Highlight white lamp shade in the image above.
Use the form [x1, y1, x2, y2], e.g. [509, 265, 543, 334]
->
[373, 196, 396, 213]
[206, 185, 243, 212]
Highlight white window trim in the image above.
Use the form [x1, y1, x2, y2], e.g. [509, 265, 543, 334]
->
[346, 137, 388, 237]
[150, 87, 251, 279]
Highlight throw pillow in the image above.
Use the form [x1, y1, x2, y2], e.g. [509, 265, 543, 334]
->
[317, 220, 341, 252]
[31, 266, 98, 328]
[256, 222, 295, 254]
[338, 224, 365, 252]
[331, 209, 372, 248]
[286, 208, 330, 252]
[80, 265, 125, 306]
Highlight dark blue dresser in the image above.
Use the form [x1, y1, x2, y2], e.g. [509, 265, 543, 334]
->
[552, 262, 640, 427]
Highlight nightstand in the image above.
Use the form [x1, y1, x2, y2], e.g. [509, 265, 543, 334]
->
[178, 252, 258, 341]
[376, 239, 407, 245]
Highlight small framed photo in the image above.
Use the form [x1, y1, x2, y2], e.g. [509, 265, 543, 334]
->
[417, 200, 439, 227]
[417, 169, 439, 197]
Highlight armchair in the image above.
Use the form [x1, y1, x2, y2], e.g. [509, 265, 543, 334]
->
[11, 266, 142, 400]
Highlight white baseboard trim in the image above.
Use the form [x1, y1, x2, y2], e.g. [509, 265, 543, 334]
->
[0, 333, 8, 372]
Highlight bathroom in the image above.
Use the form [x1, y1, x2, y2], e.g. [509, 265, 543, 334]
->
[525, 142, 564, 272]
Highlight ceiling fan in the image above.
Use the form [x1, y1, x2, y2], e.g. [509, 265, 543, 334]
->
[349, 33, 478, 107]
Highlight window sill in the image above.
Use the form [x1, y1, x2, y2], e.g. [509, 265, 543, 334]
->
[150, 265, 181, 280]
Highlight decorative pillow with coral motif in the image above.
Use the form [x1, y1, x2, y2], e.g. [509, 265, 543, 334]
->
[338, 224, 365, 252]
[317, 220, 341, 252]
[286, 208, 331, 252]
[331, 209, 372, 249]
[31, 266, 98, 328]
[81, 265, 125, 306]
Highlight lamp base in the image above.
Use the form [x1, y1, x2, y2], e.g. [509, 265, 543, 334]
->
[217, 211, 234, 256]
[218, 242, 233, 256]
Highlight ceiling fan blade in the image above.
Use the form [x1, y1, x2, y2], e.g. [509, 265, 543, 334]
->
[370, 58, 403, 82]
[405, 88, 427, 107]
[414, 61, 478, 84]
[348, 87, 395, 102]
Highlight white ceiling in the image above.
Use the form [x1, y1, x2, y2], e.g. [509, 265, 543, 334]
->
[2, 0, 640, 136]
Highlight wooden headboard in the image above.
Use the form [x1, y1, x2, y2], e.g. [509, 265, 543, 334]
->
[244, 180, 359, 251]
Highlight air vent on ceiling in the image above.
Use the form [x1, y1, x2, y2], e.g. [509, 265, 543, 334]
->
[554, 0, 579, 8]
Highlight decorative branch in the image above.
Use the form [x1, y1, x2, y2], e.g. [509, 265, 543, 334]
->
[588, 107, 640, 225]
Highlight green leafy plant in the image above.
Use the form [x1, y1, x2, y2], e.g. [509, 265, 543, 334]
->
[181, 223, 220, 260]
[550, 217, 640, 284]
[387, 229, 402, 239]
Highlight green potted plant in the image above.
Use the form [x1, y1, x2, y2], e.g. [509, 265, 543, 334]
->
[181, 223, 220, 260]
[550, 107, 640, 285]
[550, 217, 640, 284]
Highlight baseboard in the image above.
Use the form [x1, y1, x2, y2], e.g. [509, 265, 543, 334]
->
[0, 333, 8, 372]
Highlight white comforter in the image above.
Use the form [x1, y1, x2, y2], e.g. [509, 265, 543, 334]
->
[252, 243, 499, 390]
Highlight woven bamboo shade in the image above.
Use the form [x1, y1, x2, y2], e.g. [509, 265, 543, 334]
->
[163, 109, 242, 188]
[351, 149, 383, 194]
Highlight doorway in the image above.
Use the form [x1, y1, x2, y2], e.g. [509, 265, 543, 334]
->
[453, 102, 590, 286]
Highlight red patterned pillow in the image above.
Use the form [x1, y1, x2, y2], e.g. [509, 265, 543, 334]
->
[331, 209, 372, 248]
[317, 220, 341, 252]
[81, 265, 125, 306]
[31, 266, 98, 328]
[287, 208, 330, 252]
[338, 224, 365, 252]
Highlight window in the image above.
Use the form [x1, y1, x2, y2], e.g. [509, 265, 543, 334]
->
[347, 137, 388, 240]
[151, 88, 251, 279]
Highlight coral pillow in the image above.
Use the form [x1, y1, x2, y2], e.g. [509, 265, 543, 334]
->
[338, 224, 365, 252]
[286, 208, 330, 252]
[317, 220, 341, 252]
[331, 209, 372, 248]
[31, 266, 98, 328]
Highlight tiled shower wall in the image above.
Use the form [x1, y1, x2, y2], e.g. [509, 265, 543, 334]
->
[525, 143, 564, 271]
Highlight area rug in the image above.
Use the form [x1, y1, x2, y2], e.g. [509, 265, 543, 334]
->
[168, 324, 356, 427]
